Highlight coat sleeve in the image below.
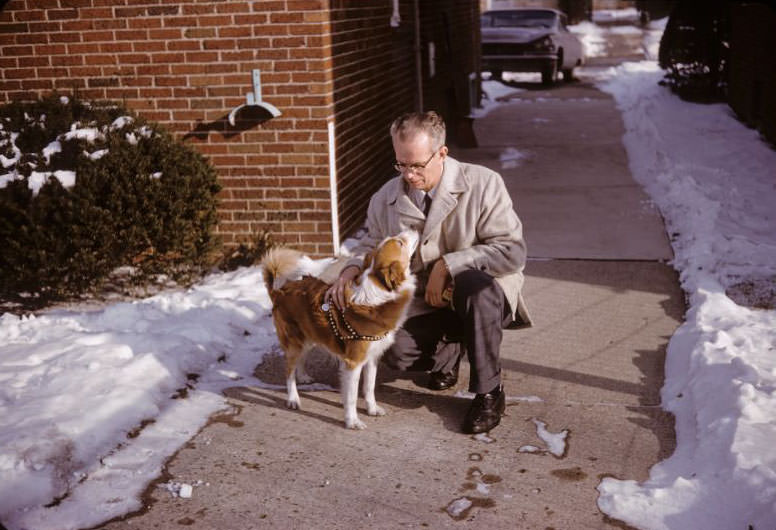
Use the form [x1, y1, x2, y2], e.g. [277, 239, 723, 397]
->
[443, 170, 527, 278]
[344, 188, 388, 269]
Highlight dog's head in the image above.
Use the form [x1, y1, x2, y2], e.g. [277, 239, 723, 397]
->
[361, 230, 418, 294]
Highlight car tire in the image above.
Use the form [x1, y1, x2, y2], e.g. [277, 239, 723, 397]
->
[541, 61, 557, 85]
[562, 67, 574, 82]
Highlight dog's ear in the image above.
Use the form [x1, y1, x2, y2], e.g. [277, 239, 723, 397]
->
[357, 251, 374, 286]
[377, 261, 405, 291]
[362, 251, 374, 272]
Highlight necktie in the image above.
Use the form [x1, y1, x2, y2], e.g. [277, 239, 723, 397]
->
[422, 194, 432, 217]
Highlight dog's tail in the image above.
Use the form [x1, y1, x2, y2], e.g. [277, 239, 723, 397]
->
[261, 247, 306, 299]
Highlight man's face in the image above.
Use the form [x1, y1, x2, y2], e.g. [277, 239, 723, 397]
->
[392, 132, 447, 192]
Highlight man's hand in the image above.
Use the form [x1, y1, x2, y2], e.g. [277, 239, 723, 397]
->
[326, 264, 361, 309]
[425, 258, 451, 308]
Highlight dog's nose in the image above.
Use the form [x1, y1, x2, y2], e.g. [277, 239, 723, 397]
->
[400, 230, 420, 254]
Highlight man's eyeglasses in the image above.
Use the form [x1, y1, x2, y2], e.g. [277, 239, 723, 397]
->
[394, 150, 438, 174]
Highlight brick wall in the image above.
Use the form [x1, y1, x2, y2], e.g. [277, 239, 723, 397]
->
[0, 0, 479, 257]
[329, 1, 417, 240]
[0, 0, 340, 255]
[330, 0, 480, 239]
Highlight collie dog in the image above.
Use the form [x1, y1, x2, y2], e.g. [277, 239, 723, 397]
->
[262, 231, 418, 429]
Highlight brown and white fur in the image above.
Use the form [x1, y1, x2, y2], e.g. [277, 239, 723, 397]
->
[262, 230, 418, 429]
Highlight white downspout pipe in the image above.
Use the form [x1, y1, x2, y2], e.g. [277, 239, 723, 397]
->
[327, 120, 341, 255]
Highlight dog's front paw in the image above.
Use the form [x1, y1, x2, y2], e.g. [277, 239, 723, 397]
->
[345, 417, 367, 430]
[367, 404, 386, 417]
[286, 398, 300, 410]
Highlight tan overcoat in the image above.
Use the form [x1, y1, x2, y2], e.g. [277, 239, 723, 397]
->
[347, 156, 531, 327]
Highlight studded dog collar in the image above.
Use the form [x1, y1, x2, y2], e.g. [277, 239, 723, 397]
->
[321, 302, 388, 342]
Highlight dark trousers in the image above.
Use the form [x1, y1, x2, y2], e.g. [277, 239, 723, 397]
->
[384, 269, 513, 394]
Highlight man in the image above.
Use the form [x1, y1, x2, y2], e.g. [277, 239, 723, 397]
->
[327, 111, 531, 434]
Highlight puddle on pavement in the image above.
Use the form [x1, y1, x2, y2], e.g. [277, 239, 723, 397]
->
[207, 404, 244, 428]
[551, 466, 587, 482]
[445, 466, 503, 520]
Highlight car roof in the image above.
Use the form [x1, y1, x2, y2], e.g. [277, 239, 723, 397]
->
[482, 8, 562, 16]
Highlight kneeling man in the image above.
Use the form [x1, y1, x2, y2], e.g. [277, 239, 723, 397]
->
[327, 111, 531, 433]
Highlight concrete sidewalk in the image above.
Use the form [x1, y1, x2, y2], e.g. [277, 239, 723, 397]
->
[98, 78, 682, 530]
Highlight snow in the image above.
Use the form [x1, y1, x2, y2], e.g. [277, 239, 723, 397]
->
[1, 132, 21, 167]
[0, 116, 158, 196]
[42, 140, 61, 163]
[110, 116, 134, 130]
[571, 16, 666, 61]
[570, 21, 608, 58]
[594, 59, 776, 530]
[470, 79, 526, 118]
[499, 146, 528, 169]
[2, 16, 776, 530]
[446, 497, 472, 517]
[63, 124, 104, 143]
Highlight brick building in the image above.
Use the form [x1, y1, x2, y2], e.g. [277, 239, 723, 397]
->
[0, 0, 480, 256]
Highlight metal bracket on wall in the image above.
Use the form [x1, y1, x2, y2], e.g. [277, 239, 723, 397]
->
[227, 69, 281, 126]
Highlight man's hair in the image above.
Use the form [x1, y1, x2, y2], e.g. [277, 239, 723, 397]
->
[390, 111, 446, 149]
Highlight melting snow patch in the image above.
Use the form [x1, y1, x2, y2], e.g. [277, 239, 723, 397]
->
[533, 418, 568, 457]
[456, 390, 542, 404]
[159, 481, 198, 499]
[506, 395, 543, 404]
[0, 171, 21, 189]
[499, 147, 527, 169]
[473, 432, 495, 444]
[89, 149, 108, 160]
[110, 116, 135, 130]
[518, 445, 543, 454]
[42, 141, 61, 163]
[446, 497, 472, 517]
[63, 124, 104, 143]
[25, 170, 76, 196]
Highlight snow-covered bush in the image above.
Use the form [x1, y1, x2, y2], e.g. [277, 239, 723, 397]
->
[0, 95, 221, 304]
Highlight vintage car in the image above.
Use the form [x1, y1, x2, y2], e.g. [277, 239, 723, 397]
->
[481, 8, 584, 84]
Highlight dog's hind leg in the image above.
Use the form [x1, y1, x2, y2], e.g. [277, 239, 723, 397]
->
[362, 356, 385, 417]
[295, 348, 314, 385]
[341, 362, 366, 429]
[284, 347, 302, 410]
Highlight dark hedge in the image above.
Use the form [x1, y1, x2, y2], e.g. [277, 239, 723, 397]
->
[0, 95, 221, 305]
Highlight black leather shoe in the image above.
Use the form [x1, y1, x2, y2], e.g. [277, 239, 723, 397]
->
[462, 386, 505, 434]
[428, 358, 461, 391]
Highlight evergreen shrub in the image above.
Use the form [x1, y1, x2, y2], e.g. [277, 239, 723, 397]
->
[0, 94, 221, 305]
[658, 0, 730, 102]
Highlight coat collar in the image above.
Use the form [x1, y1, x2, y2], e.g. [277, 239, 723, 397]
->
[386, 156, 468, 232]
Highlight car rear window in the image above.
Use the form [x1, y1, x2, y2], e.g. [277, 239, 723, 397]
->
[482, 10, 557, 28]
